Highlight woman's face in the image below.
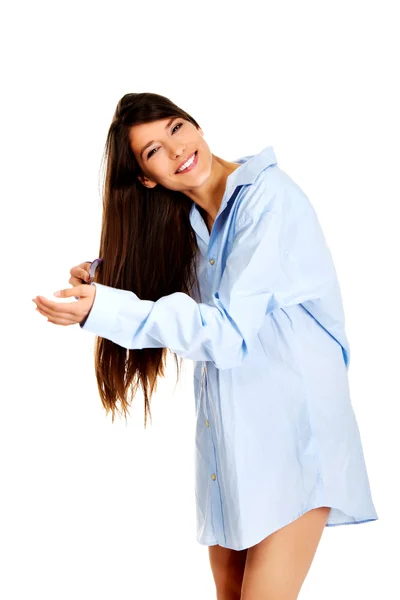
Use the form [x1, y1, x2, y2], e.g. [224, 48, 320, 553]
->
[128, 117, 212, 191]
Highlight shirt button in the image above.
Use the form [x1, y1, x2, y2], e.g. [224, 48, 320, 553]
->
[211, 473, 217, 481]
[206, 419, 210, 427]
[209, 258, 215, 265]
[203, 364, 207, 374]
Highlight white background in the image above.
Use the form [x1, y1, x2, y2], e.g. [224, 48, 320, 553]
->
[1, 0, 398, 598]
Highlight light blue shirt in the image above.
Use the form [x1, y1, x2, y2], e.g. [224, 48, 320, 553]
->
[81, 146, 378, 550]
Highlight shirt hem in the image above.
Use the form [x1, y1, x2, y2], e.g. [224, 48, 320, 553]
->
[196, 505, 379, 551]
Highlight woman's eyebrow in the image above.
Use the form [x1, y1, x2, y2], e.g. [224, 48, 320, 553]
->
[140, 117, 177, 158]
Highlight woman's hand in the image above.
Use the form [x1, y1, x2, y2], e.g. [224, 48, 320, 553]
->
[69, 261, 92, 286]
[32, 283, 96, 326]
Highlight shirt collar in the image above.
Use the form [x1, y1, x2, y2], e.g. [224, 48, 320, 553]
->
[189, 145, 277, 225]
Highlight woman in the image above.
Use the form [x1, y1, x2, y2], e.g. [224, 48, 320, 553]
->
[33, 92, 378, 599]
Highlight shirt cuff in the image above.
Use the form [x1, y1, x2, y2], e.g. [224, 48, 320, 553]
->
[79, 282, 122, 336]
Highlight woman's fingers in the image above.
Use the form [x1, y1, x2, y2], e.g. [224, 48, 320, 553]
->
[69, 263, 91, 286]
[80, 268, 90, 281]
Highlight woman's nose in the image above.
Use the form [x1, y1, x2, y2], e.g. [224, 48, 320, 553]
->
[171, 146, 186, 160]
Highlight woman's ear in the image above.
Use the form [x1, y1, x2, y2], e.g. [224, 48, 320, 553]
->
[137, 174, 158, 188]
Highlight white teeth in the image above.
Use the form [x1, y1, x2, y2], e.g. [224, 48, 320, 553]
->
[177, 152, 195, 173]
[177, 154, 194, 173]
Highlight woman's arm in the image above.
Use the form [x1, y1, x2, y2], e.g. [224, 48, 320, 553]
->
[80, 175, 340, 370]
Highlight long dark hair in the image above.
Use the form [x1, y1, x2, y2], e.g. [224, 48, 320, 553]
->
[91, 93, 202, 427]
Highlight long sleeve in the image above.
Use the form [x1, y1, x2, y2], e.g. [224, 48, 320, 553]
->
[80, 175, 339, 369]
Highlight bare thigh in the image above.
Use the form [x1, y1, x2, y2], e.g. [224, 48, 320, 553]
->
[241, 506, 331, 600]
[208, 544, 248, 600]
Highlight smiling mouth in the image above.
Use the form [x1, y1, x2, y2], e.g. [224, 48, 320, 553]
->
[175, 151, 198, 174]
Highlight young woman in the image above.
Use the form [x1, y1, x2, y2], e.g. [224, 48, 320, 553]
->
[33, 92, 378, 599]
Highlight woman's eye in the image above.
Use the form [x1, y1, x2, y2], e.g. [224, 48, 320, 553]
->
[147, 123, 183, 159]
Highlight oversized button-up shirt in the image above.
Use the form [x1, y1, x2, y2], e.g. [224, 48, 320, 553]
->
[80, 146, 378, 550]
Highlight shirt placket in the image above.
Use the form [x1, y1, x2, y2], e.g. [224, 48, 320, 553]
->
[201, 360, 226, 544]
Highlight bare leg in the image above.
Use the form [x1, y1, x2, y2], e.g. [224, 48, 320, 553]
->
[208, 544, 248, 600]
[240, 506, 331, 600]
